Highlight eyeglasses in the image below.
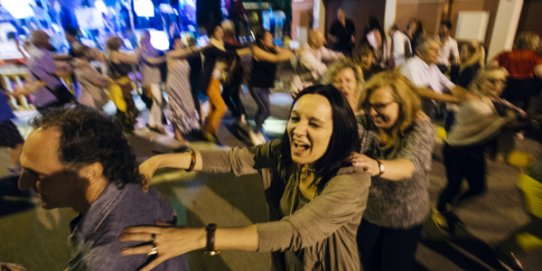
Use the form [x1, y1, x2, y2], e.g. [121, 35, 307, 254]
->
[486, 78, 507, 86]
[363, 101, 396, 111]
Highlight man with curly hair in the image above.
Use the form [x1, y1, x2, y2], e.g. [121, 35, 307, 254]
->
[17, 106, 187, 270]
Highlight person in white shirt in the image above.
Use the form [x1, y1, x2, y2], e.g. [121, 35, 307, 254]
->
[436, 20, 460, 73]
[401, 37, 462, 118]
[298, 30, 344, 81]
[388, 24, 412, 67]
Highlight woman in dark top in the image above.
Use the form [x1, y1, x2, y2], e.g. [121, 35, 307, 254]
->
[248, 30, 293, 143]
[200, 25, 249, 143]
[446, 40, 483, 131]
[405, 18, 425, 55]
[450, 40, 483, 88]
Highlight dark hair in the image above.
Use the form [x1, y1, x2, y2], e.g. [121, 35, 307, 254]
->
[71, 45, 90, 58]
[65, 27, 78, 37]
[254, 29, 277, 53]
[31, 106, 143, 188]
[280, 85, 360, 191]
[169, 35, 182, 50]
[440, 20, 452, 29]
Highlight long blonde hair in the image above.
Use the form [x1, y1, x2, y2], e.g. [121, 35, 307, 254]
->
[359, 71, 421, 153]
[469, 66, 508, 95]
[459, 40, 485, 71]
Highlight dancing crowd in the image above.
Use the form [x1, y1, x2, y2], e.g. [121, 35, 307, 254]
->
[1, 13, 542, 271]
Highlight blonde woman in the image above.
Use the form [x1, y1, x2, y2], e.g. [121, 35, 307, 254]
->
[323, 58, 365, 114]
[446, 40, 485, 131]
[450, 40, 484, 88]
[105, 36, 140, 133]
[436, 67, 526, 233]
[349, 71, 434, 271]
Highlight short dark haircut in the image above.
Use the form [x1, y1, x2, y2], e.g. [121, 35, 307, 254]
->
[440, 20, 452, 29]
[31, 106, 142, 187]
[280, 85, 360, 191]
[255, 29, 269, 42]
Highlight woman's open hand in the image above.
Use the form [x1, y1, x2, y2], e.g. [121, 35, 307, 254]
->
[120, 223, 206, 271]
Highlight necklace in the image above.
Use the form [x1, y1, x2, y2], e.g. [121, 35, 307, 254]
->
[289, 164, 318, 215]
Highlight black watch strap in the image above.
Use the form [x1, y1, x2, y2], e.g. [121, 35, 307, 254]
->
[204, 223, 219, 255]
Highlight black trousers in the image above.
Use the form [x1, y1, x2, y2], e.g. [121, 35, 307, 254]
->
[222, 71, 246, 120]
[437, 143, 487, 211]
[357, 219, 422, 271]
[502, 78, 539, 111]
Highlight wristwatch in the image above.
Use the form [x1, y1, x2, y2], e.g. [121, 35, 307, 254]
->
[204, 223, 220, 255]
[376, 160, 385, 176]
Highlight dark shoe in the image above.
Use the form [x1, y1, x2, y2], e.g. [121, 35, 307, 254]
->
[444, 211, 465, 235]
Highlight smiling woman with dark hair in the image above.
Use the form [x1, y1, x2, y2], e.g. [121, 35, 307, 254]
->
[121, 85, 371, 271]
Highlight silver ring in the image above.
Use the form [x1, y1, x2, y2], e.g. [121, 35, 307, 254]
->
[148, 245, 158, 256]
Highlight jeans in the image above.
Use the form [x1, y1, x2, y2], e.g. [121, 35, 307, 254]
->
[249, 86, 271, 131]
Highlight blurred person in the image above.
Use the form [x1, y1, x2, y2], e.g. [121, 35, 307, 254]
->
[298, 30, 343, 82]
[388, 24, 412, 67]
[105, 36, 140, 133]
[200, 25, 249, 143]
[165, 36, 206, 146]
[355, 45, 383, 82]
[401, 36, 462, 119]
[139, 31, 167, 134]
[324, 58, 365, 113]
[72, 46, 112, 110]
[445, 40, 484, 131]
[328, 8, 356, 56]
[222, 23, 249, 132]
[405, 18, 424, 55]
[360, 17, 388, 68]
[350, 71, 435, 271]
[436, 20, 460, 73]
[434, 67, 525, 233]
[435, 67, 527, 234]
[492, 31, 542, 113]
[185, 36, 205, 124]
[121, 85, 370, 271]
[248, 30, 294, 144]
[450, 40, 484, 88]
[26, 30, 75, 110]
[17, 106, 188, 270]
